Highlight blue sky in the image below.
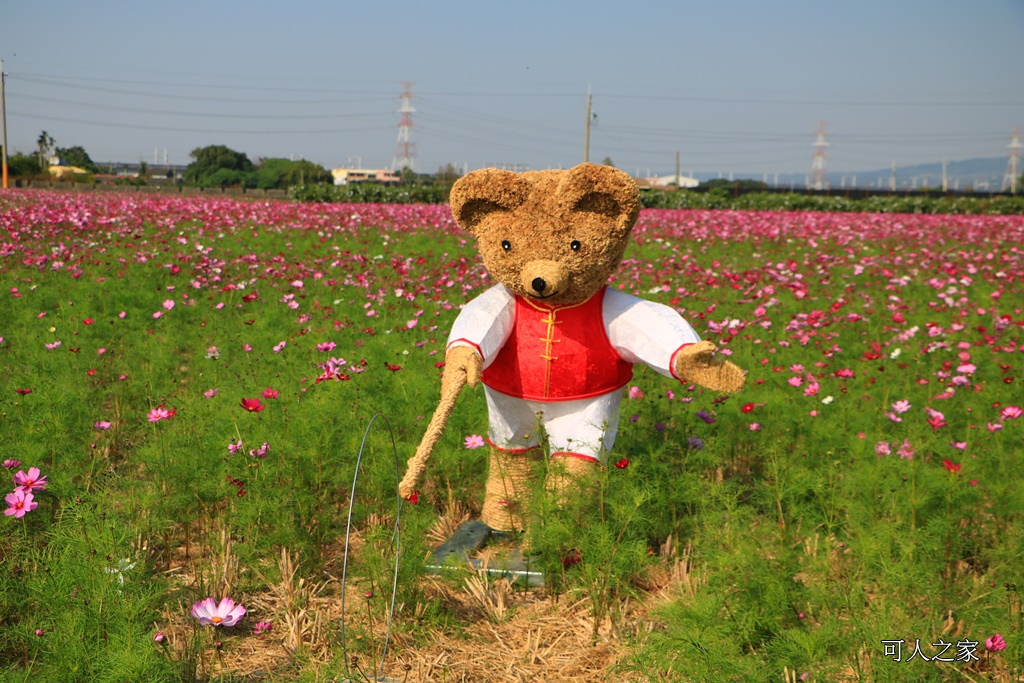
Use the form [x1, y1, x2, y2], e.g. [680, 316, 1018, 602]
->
[2, 0, 1022, 177]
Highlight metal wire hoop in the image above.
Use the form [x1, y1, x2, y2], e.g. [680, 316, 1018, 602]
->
[338, 412, 405, 679]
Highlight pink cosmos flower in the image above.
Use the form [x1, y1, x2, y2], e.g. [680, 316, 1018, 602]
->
[1000, 406, 1022, 421]
[162, 299, 175, 311]
[316, 341, 337, 352]
[261, 387, 279, 399]
[204, 388, 220, 398]
[463, 434, 485, 449]
[897, 439, 915, 460]
[190, 597, 246, 627]
[985, 634, 1006, 652]
[891, 400, 911, 414]
[4, 490, 37, 518]
[875, 441, 891, 457]
[94, 420, 111, 430]
[228, 440, 243, 454]
[147, 406, 176, 422]
[2, 459, 22, 470]
[787, 376, 803, 387]
[628, 386, 644, 400]
[13, 467, 47, 493]
[272, 341, 286, 354]
[987, 423, 1003, 433]
[253, 620, 273, 636]
[249, 442, 271, 459]
[749, 423, 762, 431]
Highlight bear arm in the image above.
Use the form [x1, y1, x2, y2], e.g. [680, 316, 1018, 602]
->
[603, 289, 701, 379]
[446, 284, 516, 369]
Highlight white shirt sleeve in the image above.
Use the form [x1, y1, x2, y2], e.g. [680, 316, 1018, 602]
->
[446, 284, 516, 369]
[603, 288, 702, 379]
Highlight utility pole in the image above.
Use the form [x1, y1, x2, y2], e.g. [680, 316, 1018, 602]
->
[583, 85, 592, 164]
[942, 159, 948, 193]
[1, 60, 8, 189]
[675, 150, 681, 187]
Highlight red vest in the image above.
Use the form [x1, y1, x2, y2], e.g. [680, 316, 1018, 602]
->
[482, 287, 633, 401]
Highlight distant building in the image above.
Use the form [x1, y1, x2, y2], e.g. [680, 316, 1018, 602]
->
[48, 165, 89, 179]
[330, 167, 400, 185]
[634, 174, 699, 189]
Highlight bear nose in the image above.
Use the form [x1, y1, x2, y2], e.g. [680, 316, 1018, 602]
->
[531, 277, 547, 293]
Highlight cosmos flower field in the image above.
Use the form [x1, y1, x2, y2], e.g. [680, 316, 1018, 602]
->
[1, 189, 1022, 682]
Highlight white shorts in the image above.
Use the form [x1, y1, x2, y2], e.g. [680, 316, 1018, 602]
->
[483, 386, 624, 463]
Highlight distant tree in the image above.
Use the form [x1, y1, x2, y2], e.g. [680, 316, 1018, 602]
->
[601, 156, 615, 167]
[251, 158, 330, 189]
[36, 131, 55, 171]
[55, 145, 99, 174]
[398, 167, 418, 184]
[435, 163, 461, 186]
[279, 159, 330, 187]
[184, 145, 254, 187]
[7, 152, 41, 177]
[137, 161, 150, 180]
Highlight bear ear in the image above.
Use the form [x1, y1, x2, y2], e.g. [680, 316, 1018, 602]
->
[557, 163, 640, 235]
[449, 169, 531, 234]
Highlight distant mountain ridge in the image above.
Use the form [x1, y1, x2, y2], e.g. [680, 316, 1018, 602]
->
[694, 157, 1013, 191]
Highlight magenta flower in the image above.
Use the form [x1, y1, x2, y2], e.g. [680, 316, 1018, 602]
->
[2, 459, 21, 470]
[261, 387, 279, 399]
[985, 633, 1006, 652]
[1001, 406, 1022, 421]
[147, 406, 175, 422]
[897, 439, 915, 460]
[228, 440, 243, 454]
[463, 434, 485, 449]
[628, 386, 644, 400]
[94, 420, 112, 430]
[4, 490, 37, 518]
[252, 620, 273, 636]
[13, 467, 47, 493]
[203, 388, 220, 398]
[875, 441, 891, 457]
[248, 442, 271, 459]
[240, 398, 265, 413]
[190, 597, 246, 627]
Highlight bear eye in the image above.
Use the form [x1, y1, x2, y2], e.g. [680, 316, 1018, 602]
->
[501, 240, 512, 252]
[570, 240, 581, 252]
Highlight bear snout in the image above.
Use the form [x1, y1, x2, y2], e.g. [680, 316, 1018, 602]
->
[520, 260, 568, 299]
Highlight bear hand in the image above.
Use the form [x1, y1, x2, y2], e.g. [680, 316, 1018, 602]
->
[673, 340, 746, 394]
[444, 345, 483, 390]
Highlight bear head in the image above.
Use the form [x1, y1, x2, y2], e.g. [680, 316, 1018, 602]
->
[449, 163, 641, 307]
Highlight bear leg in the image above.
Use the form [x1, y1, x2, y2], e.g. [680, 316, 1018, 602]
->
[481, 445, 542, 532]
